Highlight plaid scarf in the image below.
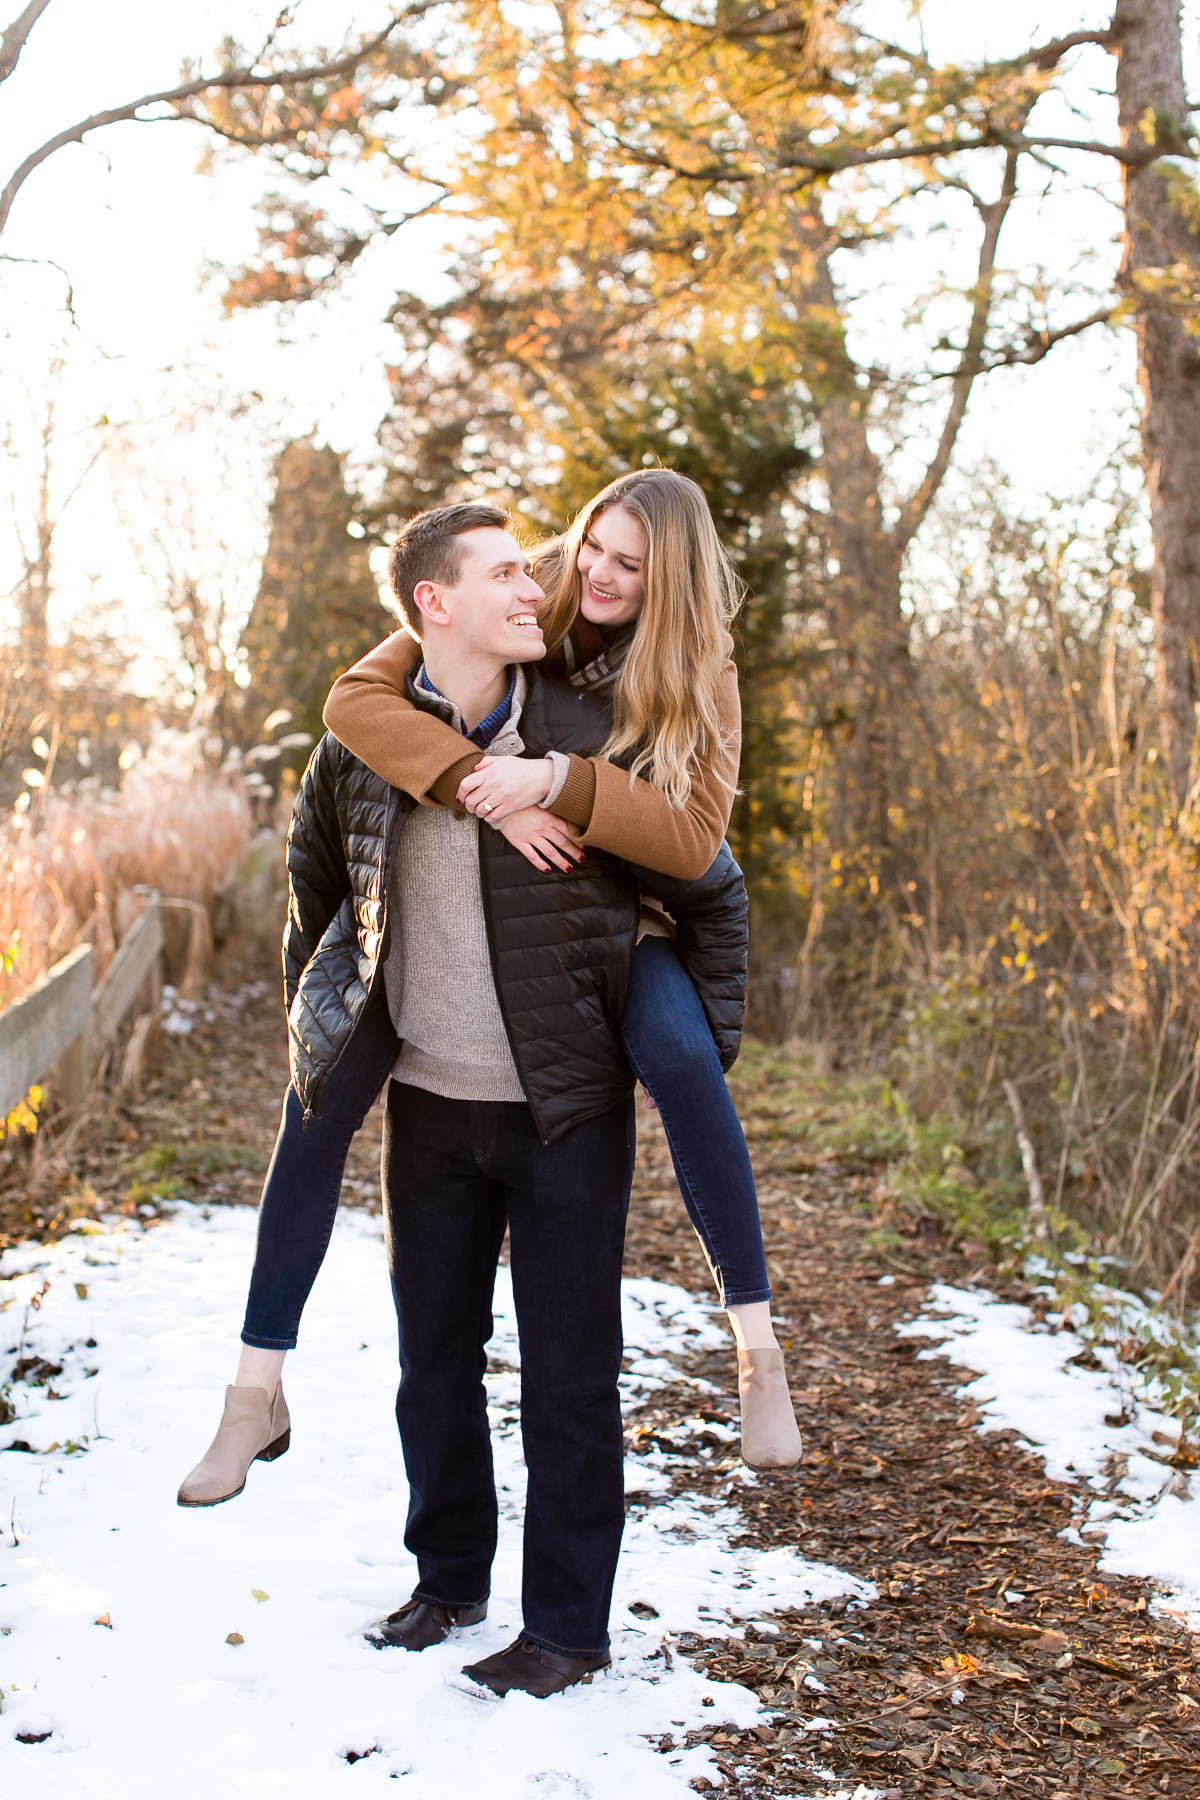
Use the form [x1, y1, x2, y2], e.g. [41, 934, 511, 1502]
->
[545, 617, 636, 696]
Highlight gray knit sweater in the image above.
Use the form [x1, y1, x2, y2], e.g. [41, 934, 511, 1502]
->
[384, 667, 528, 1102]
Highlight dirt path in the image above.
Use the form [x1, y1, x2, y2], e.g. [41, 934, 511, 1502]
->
[621, 1057, 1200, 1798]
[6, 941, 1198, 1797]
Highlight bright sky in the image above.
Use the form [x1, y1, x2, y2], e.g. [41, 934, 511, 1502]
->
[0, 0, 440, 671]
[1, 0, 1197, 672]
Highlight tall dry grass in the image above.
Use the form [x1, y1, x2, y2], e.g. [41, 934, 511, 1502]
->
[1, 729, 250, 1007]
[757, 475, 1200, 1299]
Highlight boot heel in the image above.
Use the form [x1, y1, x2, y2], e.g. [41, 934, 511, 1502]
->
[256, 1429, 290, 1463]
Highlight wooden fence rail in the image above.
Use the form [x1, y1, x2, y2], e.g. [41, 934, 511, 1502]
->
[0, 833, 286, 1120]
[92, 894, 165, 1045]
[0, 942, 94, 1118]
[0, 890, 166, 1117]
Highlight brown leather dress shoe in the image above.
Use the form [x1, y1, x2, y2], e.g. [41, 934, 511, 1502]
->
[461, 1637, 610, 1697]
[364, 1595, 488, 1650]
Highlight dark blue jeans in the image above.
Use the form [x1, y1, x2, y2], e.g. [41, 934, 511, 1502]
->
[241, 939, 770, 1344]
[620, 936, 772, 1307]
[383, 1082, 634, 1658]
[241, 1002, 399, 1349]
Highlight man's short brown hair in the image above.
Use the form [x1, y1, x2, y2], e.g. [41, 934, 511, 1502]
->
[387, 502, 512, 636]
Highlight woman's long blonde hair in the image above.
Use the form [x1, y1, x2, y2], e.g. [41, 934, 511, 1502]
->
[535, 470, 743, 808]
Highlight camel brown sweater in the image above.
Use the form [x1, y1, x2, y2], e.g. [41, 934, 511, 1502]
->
[322, 630, 741, 881]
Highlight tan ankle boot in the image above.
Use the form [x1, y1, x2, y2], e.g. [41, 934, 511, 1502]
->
[177, 1384, 291, 1507]
[737, 1348, 803, 1470]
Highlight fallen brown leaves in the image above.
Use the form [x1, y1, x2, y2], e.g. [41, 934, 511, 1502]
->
[966, 1615, 1070, 1651]
[621, 1103, 1200, 1798]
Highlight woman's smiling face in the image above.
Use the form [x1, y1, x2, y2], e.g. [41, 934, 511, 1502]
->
[576, 504, 647, 629]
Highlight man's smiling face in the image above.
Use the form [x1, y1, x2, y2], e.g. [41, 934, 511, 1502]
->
[413, 527, 547, 662]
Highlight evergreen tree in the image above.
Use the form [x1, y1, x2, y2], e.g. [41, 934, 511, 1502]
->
[375, 312, 820, 925]
[238, 440, 392, 750]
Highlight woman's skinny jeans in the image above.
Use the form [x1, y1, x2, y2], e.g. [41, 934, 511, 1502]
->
[617, 936, 771, 1307]
[241, 939, 771, 1348]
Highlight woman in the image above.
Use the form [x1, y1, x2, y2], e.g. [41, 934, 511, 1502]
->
[177, 471, 800, 1510]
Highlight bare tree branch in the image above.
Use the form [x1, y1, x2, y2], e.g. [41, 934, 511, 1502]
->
[890, 117, 1117, 555]
[220, 186, 450, 310]
[0, 9, 425, 238]
[897, 147, 1020, 551]
[774, 127, 1174, 178]
[1002, 1077, 1050, 1240]
[0, 250, 88, 338]
[1023, 29, 1118, 71]
[976, 306, 1118, 371]
[0, 0, 51, 86]
[616, 119, 1180, 192]
[1008, 129, 1187, 164]
[658, 10, 1113, 65]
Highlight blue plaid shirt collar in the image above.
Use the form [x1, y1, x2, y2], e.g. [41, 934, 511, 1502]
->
[416, 663, 516, 750]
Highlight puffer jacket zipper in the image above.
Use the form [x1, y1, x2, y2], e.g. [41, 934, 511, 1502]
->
[476, 827, 548, 1143]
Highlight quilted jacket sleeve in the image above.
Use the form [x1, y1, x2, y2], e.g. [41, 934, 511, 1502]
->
[628, 844, 749, 1071]
[282, 735, 352, 1014]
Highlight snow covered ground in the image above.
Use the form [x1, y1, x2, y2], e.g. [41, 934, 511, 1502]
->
[898, 1280, 1200, 1630]
[0, 1204, 870, 1798]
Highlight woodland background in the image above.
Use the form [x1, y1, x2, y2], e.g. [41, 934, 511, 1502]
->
[4, 0, 1200, 1307]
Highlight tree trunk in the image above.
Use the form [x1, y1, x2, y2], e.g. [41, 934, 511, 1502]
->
[819, 391, 905, 852]
[790, 219, 905, 852]
[1113, 0, 1200, 806]
[18, 445, 51, 666]
[789, 148, 1019, 857]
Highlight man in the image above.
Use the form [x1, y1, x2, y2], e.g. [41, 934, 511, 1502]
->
[285, 503, 747, 1697]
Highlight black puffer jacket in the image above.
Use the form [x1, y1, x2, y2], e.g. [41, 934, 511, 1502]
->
[284, 668, 748, 1145]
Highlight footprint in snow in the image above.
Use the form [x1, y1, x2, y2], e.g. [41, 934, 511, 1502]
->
[526, 1777, 594, 1798]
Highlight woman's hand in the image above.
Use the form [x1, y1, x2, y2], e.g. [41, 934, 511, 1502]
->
[498, 806, 585, 874]
[458, 755, 554, 822]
